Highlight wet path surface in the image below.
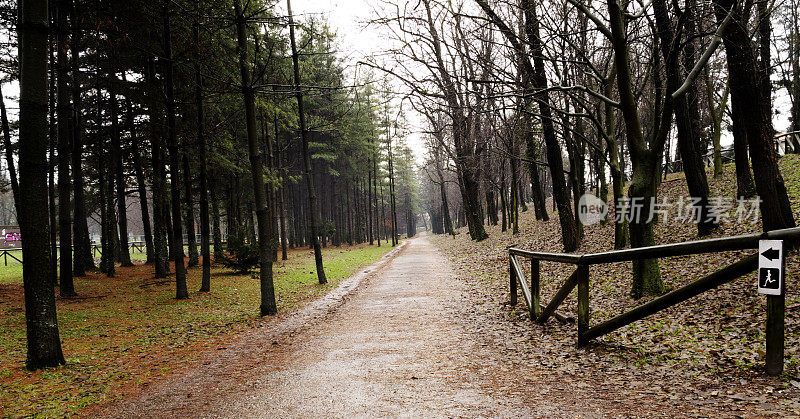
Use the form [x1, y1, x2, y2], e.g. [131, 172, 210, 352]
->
[97, 236, 795, 418]
[211, 236, 543, 417]
[100, 237, 593, 418]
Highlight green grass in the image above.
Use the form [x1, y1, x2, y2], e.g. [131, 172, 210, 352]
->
[0, 242, 395, 417]
[0, 246, 196, 283]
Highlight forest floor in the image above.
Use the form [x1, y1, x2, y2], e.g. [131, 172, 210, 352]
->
[431, 155, 800, 416]
[0, 242, 394, 417]
[94, 232, 796, 417]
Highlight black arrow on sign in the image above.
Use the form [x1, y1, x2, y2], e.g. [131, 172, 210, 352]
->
[761, 248, 780, 261]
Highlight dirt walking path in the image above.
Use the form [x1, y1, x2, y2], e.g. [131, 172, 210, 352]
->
[209, 236, 552, 417]
[99, 237, 564, 417]
[97, 236, 798, 418]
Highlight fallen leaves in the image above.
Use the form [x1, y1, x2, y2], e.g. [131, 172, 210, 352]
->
[431, 157, 800, 416]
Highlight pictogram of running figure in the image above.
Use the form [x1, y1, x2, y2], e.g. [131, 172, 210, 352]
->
[764, 270, 776, 286]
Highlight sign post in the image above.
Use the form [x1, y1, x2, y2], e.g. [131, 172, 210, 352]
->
[759, 240, 784, 376]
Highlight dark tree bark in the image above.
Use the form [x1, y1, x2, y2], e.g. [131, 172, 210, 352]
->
[70, 1, 93, 275]
[124, 95, 154, 264]
[195, 15, 212, 291]
[235, 0, 278, 315]
[19, 0, 66, 369]
[346, 180, 353, 245]
[182, 152, 199, 267]
[714, 0, 796, 231]
[276, 129, 288, 260]
[523, 125, 548, 221]
[483, 147, 498, 226]
[652, 0, 715, 237]
[48, 35, 58, 284]
[100, 119, 117, 277]
[368, 150, 374, 244]
[432, 143, 454, 236]
[519, 0, 577, 250]
[163, 0, 187, 298]
[500, 162, 508, 232]
[211, 178, 223, 260]
[731, 106, 756, 198]
[476, 0, 575, 249]
[603, 74, 628, 249]
[422, 0, 487, 242]
[56, 0, 75, 295]
[147, 58, 169, 277]
[607, 0, 665, 297]
[704, 69, 728, 178]
[288, 0, 327, 283]
[509, 137, 520, 235]
[96, 70, 113, 276]
[108, 63, 133, 267]
[387, 125, 398, 246]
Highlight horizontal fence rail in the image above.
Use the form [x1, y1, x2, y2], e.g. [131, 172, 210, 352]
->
[507, 226, 800, 376]
[0, 241, 230, 264]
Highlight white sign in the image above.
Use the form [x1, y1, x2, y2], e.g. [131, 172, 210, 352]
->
[758, 240, 784, 296]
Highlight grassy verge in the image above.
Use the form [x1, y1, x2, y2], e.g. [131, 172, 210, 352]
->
[0, 242, 394, 417]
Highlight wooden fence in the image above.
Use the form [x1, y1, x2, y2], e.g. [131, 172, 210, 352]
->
[0, 248, 22, 266]
[509, 227, 800, 376]
[90, 241, 227, 258]
[0, 241, 229, 264]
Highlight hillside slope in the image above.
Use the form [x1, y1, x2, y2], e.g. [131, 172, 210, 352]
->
[433, 155, 800, 414]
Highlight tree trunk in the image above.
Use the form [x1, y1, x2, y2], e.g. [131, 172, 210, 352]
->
[607, 0, 664, 297]
[19, 0, 67, 370]
[103, 146, 117, 277]
[523, 122, 548, 220]
[163, 0, 187, 298]
[653, 0, 715, 237]
[48, 37, 58, 285]
[520, 0, 577, 250]
[288, 0, 327, 284]
[147, 58, 169, 277]
[714, 0, 796, 231]
[211, 178, 223, 260]
[95, 73, 115, 277]
[346, 180, 353, 245]
[108, 65, 133, 267]
[55, 0, 75, 295]
[276, 132, 288, 260]
[510, 142, 520, 235]
[182, 153, 199, 267]
[423, 0, 487, 242]
[195, 16, 212, 291]
[500, 163, 508, 232]
[483, 148, 498, 226]
[125, 96, 154, 264]
[387, 127, 398, 246]
[731, 106, 756, 198]
[236, 0, 277, 315]
[704, 68, 729, 178]
[70, 2, 93, 275]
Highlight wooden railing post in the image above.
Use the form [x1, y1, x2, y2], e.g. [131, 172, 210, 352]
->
[766, 294, 784, 376]
[577, 264, 590, 347]
[531, 259, 540, 320]
[509, 254, 518, 306]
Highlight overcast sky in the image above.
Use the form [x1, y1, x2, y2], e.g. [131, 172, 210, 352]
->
[280, 0, 429, 164]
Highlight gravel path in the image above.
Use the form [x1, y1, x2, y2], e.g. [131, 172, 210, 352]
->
[96, 236, 799, 417]
[100, 236, 572, 417]
[212, 236, 548, 417]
